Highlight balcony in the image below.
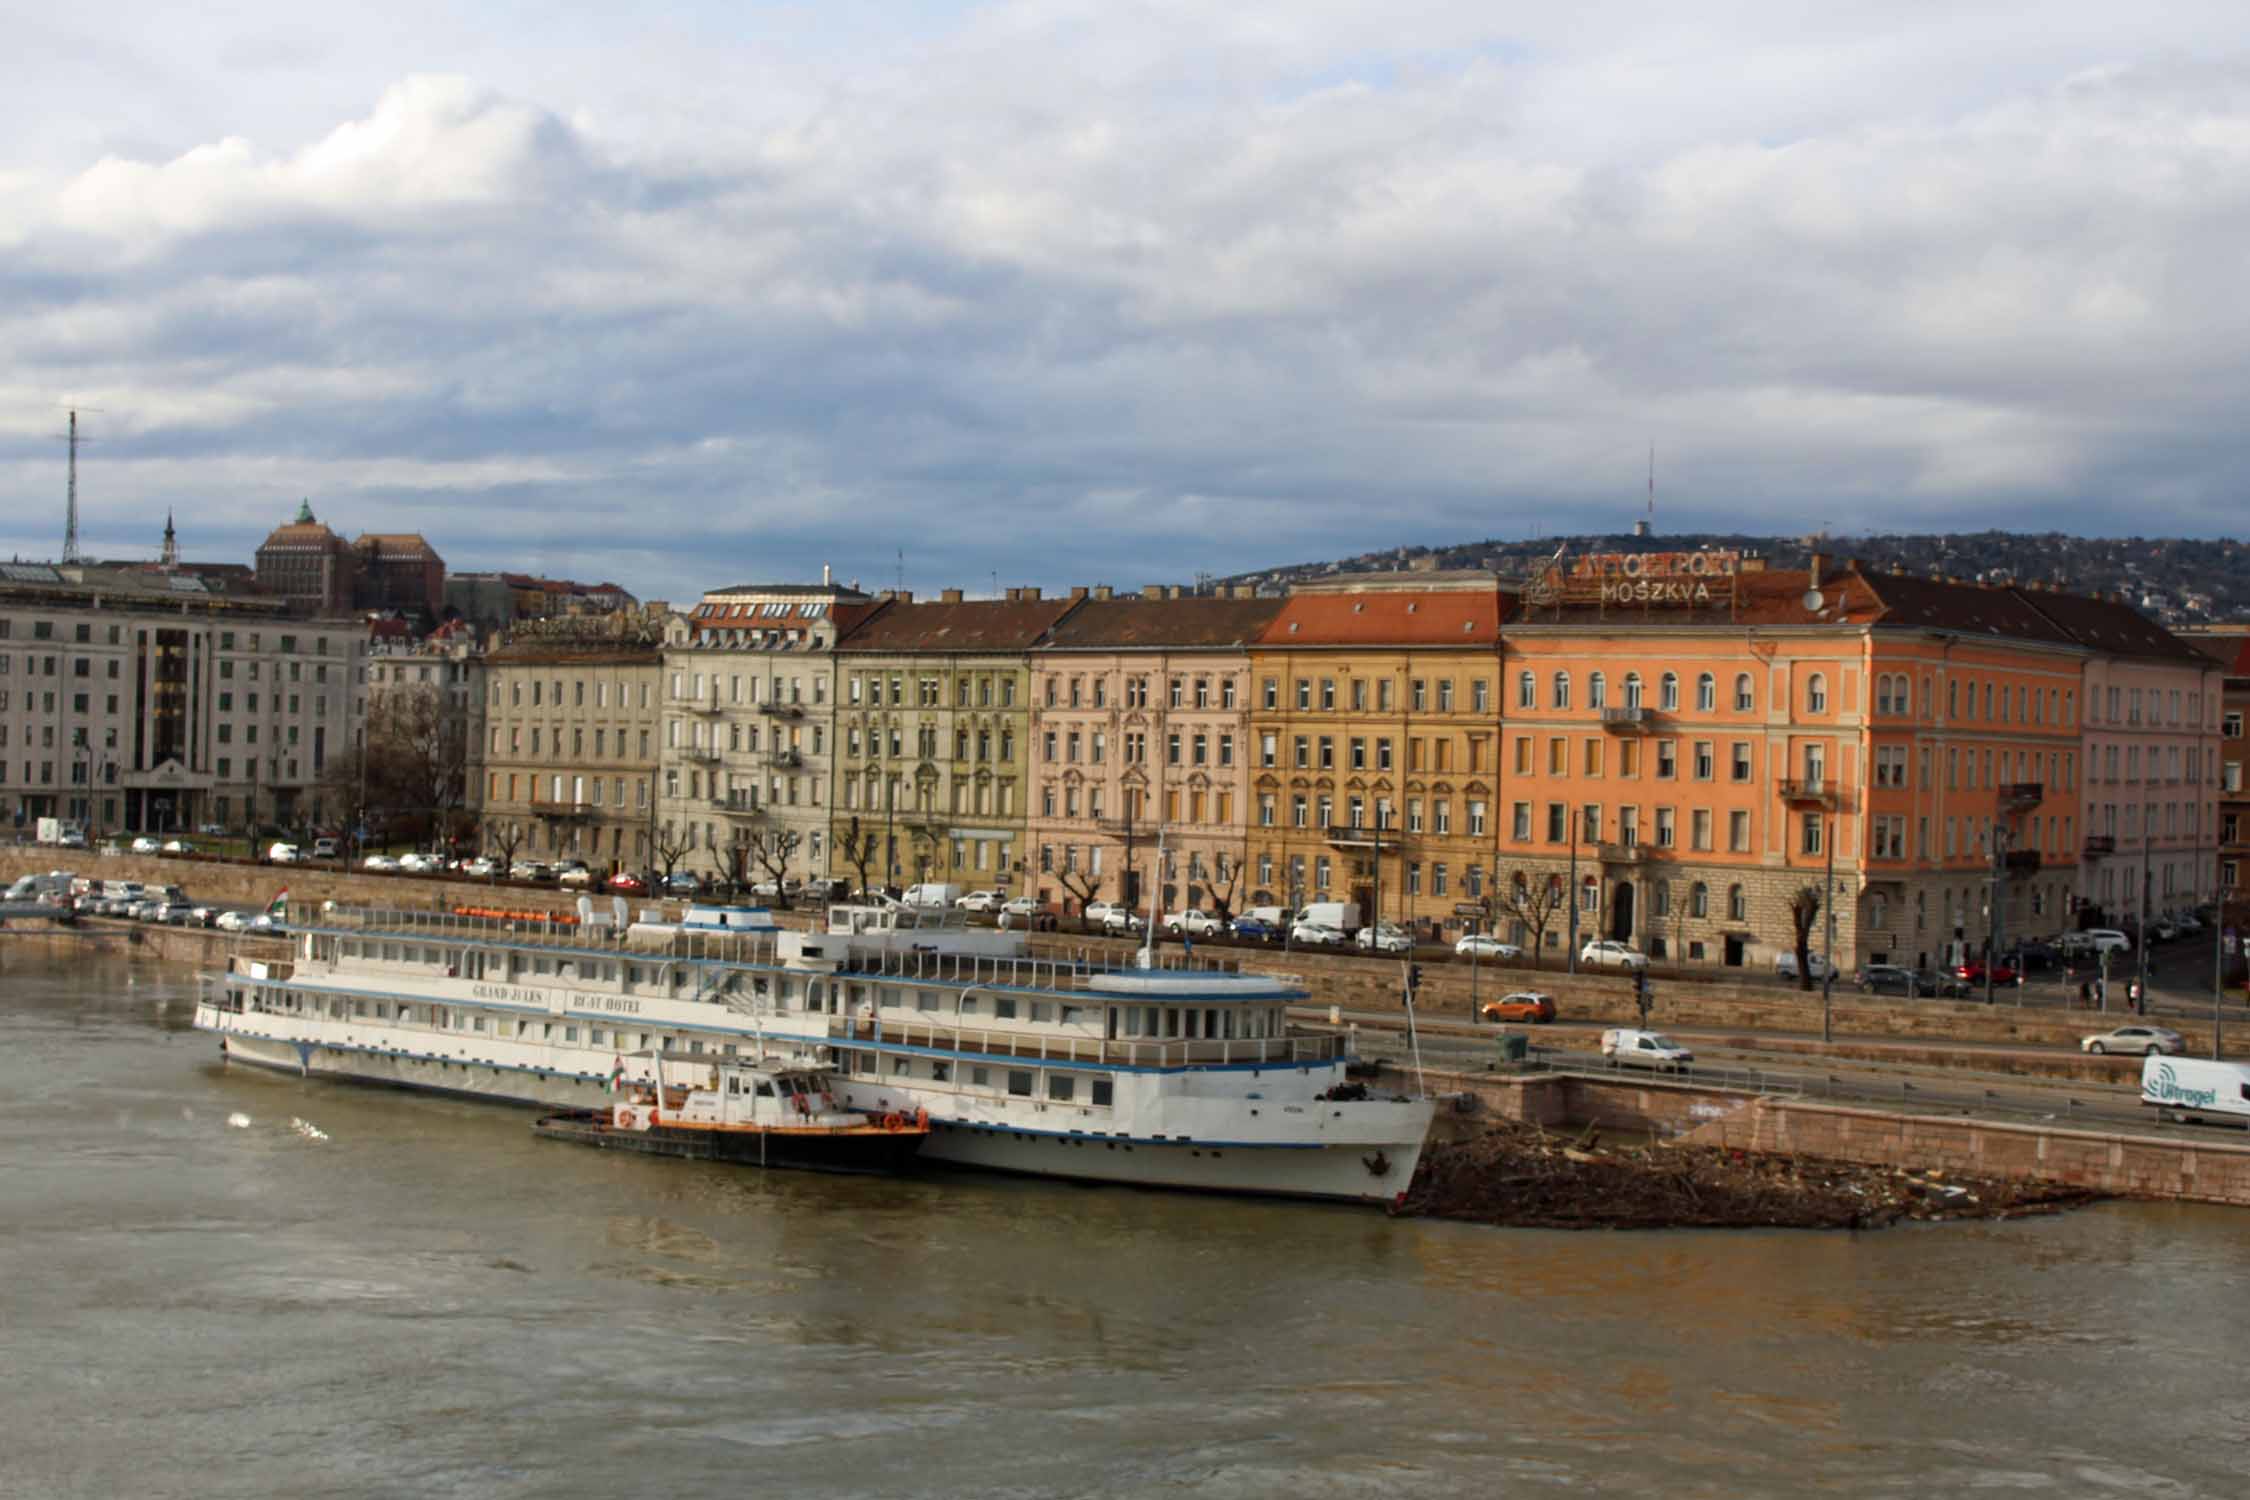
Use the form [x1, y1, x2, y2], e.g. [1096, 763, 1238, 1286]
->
[2084, 834, 2117, 856]
[1321, 822, 1401, 851]
[710, 795, 767, 819]
[1597, 841, 1648, 865]
[530, 797, 593, 819]
[677, 745, 722, 764]
[1600, 706, 1648, 732]
[769, 750, 806, 770]
[680, 699, 723, 716]
[1999, 782, 2044, 810]
[1778, 777, 1839, 809]
[760, 701, 806, 720]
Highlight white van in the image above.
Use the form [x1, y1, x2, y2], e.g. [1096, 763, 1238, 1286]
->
[2142, 1056, 2250, 1125]
[901, 882, 965, 909]
[1298, 900, 1361, 932]
[1600, 1028, 1694, 1071]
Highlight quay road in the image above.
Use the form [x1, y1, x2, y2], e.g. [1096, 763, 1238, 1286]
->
[1308, 1004, 2249, 1143]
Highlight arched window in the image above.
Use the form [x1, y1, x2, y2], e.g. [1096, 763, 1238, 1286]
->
[1690, 881, 1709, 918]
[1660, 672, 1679, 711]
[1696, 673, 1715, 711]
[1517, 670, 1536, 709]
[1807, 673, 1828, 713]
[1552, 671, 1571, 710]
[1589, 672, 1607, 709]
[1623, 672, 1643, 709]
[1727, 884, 1746, 922]
[1734, 673, 1754, 711]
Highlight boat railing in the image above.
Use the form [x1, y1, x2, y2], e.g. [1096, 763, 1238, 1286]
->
[839, 943, 1263, 996]
[825, 1016, 1344, 1069]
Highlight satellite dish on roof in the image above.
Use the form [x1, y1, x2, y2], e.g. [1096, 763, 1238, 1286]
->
[1801, 589, 1826, 613]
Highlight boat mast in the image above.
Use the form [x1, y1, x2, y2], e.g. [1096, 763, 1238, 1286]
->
[1136, 825, 1164, 969]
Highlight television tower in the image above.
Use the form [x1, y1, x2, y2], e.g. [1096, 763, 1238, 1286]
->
[63, 409, 83, 563]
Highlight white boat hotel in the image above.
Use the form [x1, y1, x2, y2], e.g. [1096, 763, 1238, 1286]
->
[195, 901, 1433, 1203]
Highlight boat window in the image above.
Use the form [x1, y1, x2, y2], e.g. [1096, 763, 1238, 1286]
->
[590, 1028, 605, 1045]
[688, 1039, 705, 1054]
[917, 990, 938, 1012]
[971, 1066, 990, 1088]
[959, 996, 979, 1016]
[891, 1056, 911, 1075]
[1222, 1010, 1236, 1040]
[756, 1081, 775, 1097]
[1047, 1074, 1075, 1102]
[1060, 1005, 1083, 1026]
[995, 998, 1019, 1020]
[1091, 1077, 1114, 1107]
[1164, 1007, 1180, 1038]
[931, 1062, 950, 1083]
[1031, 1002, 1053, 1024]
[472, 1016, 487, 1032]
[722, 1043, 738, 1056]
[1007, 1069, 1034, 1097]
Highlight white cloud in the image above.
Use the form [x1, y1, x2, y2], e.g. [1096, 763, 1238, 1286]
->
[4, 6, 2250, 596]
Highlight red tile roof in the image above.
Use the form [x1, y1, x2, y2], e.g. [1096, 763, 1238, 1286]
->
[835, 596, 1081, 653]
[1040, 596, 1284, 650]
[1259, 584, 1506, 647]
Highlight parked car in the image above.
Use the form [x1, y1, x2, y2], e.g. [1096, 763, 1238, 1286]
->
[956, 889, 1008, 913]
[1082, 901, 1135, 932]
[247, 912, 281, 933]
[556, 862, 596, 886]
[188, 905, 222, 927]
[1356, 923, 1414, 955]
[197, 822, 227, 836]
[1290, 920, 1349, 948]
[1580, 939, 1649, 970]
[606, 871, 648, 894]
[1601, 1028, 1694, 1070]
[2149, 918, 2180, 942]
[1101, 906, 1146, 935]
[362, 854, 400, 872]
[1455, 934, 1524, 960]
[130, 836, 161, 854]
[2083, 1025, 2184, 1056]
[1229, 914, 1285, 941]
[156, 900, 195, 925]
[1953, 960, 2021, 988]
[215, 910, 252, 932]
[162, 839, 196, 855]
[996, 896, 1060, 932]
[1481, 991, 1556, 1024]
[1163, 909, 1228, 938]
[510, 860, 552, 881]
[267, 843, 302, 864]
[1856, 963, 1927, 997]
[461, 856, 499, 877]
[661, 871, 700, 895]
[2060, 929, 2133, 957]
[1774, 950, 1832, 980]
[398, 852, 443, 874]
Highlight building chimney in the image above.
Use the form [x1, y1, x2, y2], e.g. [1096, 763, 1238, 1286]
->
[940, 588, 964, 604]
[1068, 586, 1088, 602]
[822, 562, 833, 587]
[1808, 550, 1827, 584]
[1093, 585, 1113, 600]
[1022, 586, 1041, 601]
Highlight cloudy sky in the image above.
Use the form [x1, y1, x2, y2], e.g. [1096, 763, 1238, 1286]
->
[4, 2, 2248, 602]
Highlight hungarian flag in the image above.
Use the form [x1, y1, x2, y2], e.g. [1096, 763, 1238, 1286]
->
[607, 1056, 626, 1094]
[267, 888, 289, 919]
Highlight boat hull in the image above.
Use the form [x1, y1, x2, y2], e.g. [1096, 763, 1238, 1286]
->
[533, 1112, 925, 1175]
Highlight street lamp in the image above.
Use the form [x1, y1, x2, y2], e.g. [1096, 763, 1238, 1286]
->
[1821, 808, 1837, 1044]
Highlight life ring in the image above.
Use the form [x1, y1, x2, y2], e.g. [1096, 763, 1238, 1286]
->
[882, 1112, 904, 1132]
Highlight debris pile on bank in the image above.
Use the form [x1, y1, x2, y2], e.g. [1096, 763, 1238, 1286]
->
[1399, 1119, 2102, 1230]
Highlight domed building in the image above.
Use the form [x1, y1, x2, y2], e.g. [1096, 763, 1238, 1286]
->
[253, 500, 357, 613]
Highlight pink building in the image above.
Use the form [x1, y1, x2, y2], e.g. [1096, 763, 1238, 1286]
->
[1025, 592, 1282, 919]
[2049, 594, 2226, 928]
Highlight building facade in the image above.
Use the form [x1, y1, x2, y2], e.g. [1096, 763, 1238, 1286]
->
[1248, 574, 1507, 938]
[656, 582, 877, 887]
[1025, 590, 1280, 917]
[2182, 627, 2250, 904]
[478, 615, 667, 872]
[364, 625, 487, 838]
[0, 564, 363, 836]
[829, 590, 1078, 895]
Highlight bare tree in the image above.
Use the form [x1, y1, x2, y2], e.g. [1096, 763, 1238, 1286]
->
[746, 827, 804, 889]
[1787, 884, 1822, 992]
[1203, 844, 1247, 923]
[1499, 868, 1567, 970]
[485, 819, 524, 880]
[1052, 857, 1105, 931]
[836, 815, 880, 898]
[652, 820, 698, 883]
[363, 685, 470, 840]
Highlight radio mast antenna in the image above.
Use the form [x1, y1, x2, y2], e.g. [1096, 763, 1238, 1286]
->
[55, 406, 102, 564]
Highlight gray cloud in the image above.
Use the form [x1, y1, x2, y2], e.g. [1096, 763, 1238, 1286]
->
[5, 9, 2250, 598]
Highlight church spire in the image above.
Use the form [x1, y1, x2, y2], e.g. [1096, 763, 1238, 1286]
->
[160, 509, 179, 570]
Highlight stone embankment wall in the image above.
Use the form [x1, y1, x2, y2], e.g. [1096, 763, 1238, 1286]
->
[1432, 1067, 2250, 1209]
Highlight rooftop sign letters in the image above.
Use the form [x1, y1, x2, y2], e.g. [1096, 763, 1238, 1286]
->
[1527, 549, 1742, 611]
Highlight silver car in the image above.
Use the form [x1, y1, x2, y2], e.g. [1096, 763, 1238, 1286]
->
[2081, 1025, 2184, 1056]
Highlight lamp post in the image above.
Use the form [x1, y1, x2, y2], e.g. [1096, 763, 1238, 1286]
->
[1984, 825, 2006, 1008]
[1566, 819, 1581, 975]
[1822, 808, 1837, 1044]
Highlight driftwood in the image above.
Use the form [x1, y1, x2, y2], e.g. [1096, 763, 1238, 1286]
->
[1398, 1118, 2102, 1231]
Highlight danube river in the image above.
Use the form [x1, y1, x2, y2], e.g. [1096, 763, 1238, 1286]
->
[7, 947, 2250, 1498]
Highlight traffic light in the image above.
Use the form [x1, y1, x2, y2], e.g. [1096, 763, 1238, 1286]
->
[1408, 963, 1425, 992]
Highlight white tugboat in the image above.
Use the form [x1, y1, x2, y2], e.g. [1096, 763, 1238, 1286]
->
[195, 886, 1433, 1204]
